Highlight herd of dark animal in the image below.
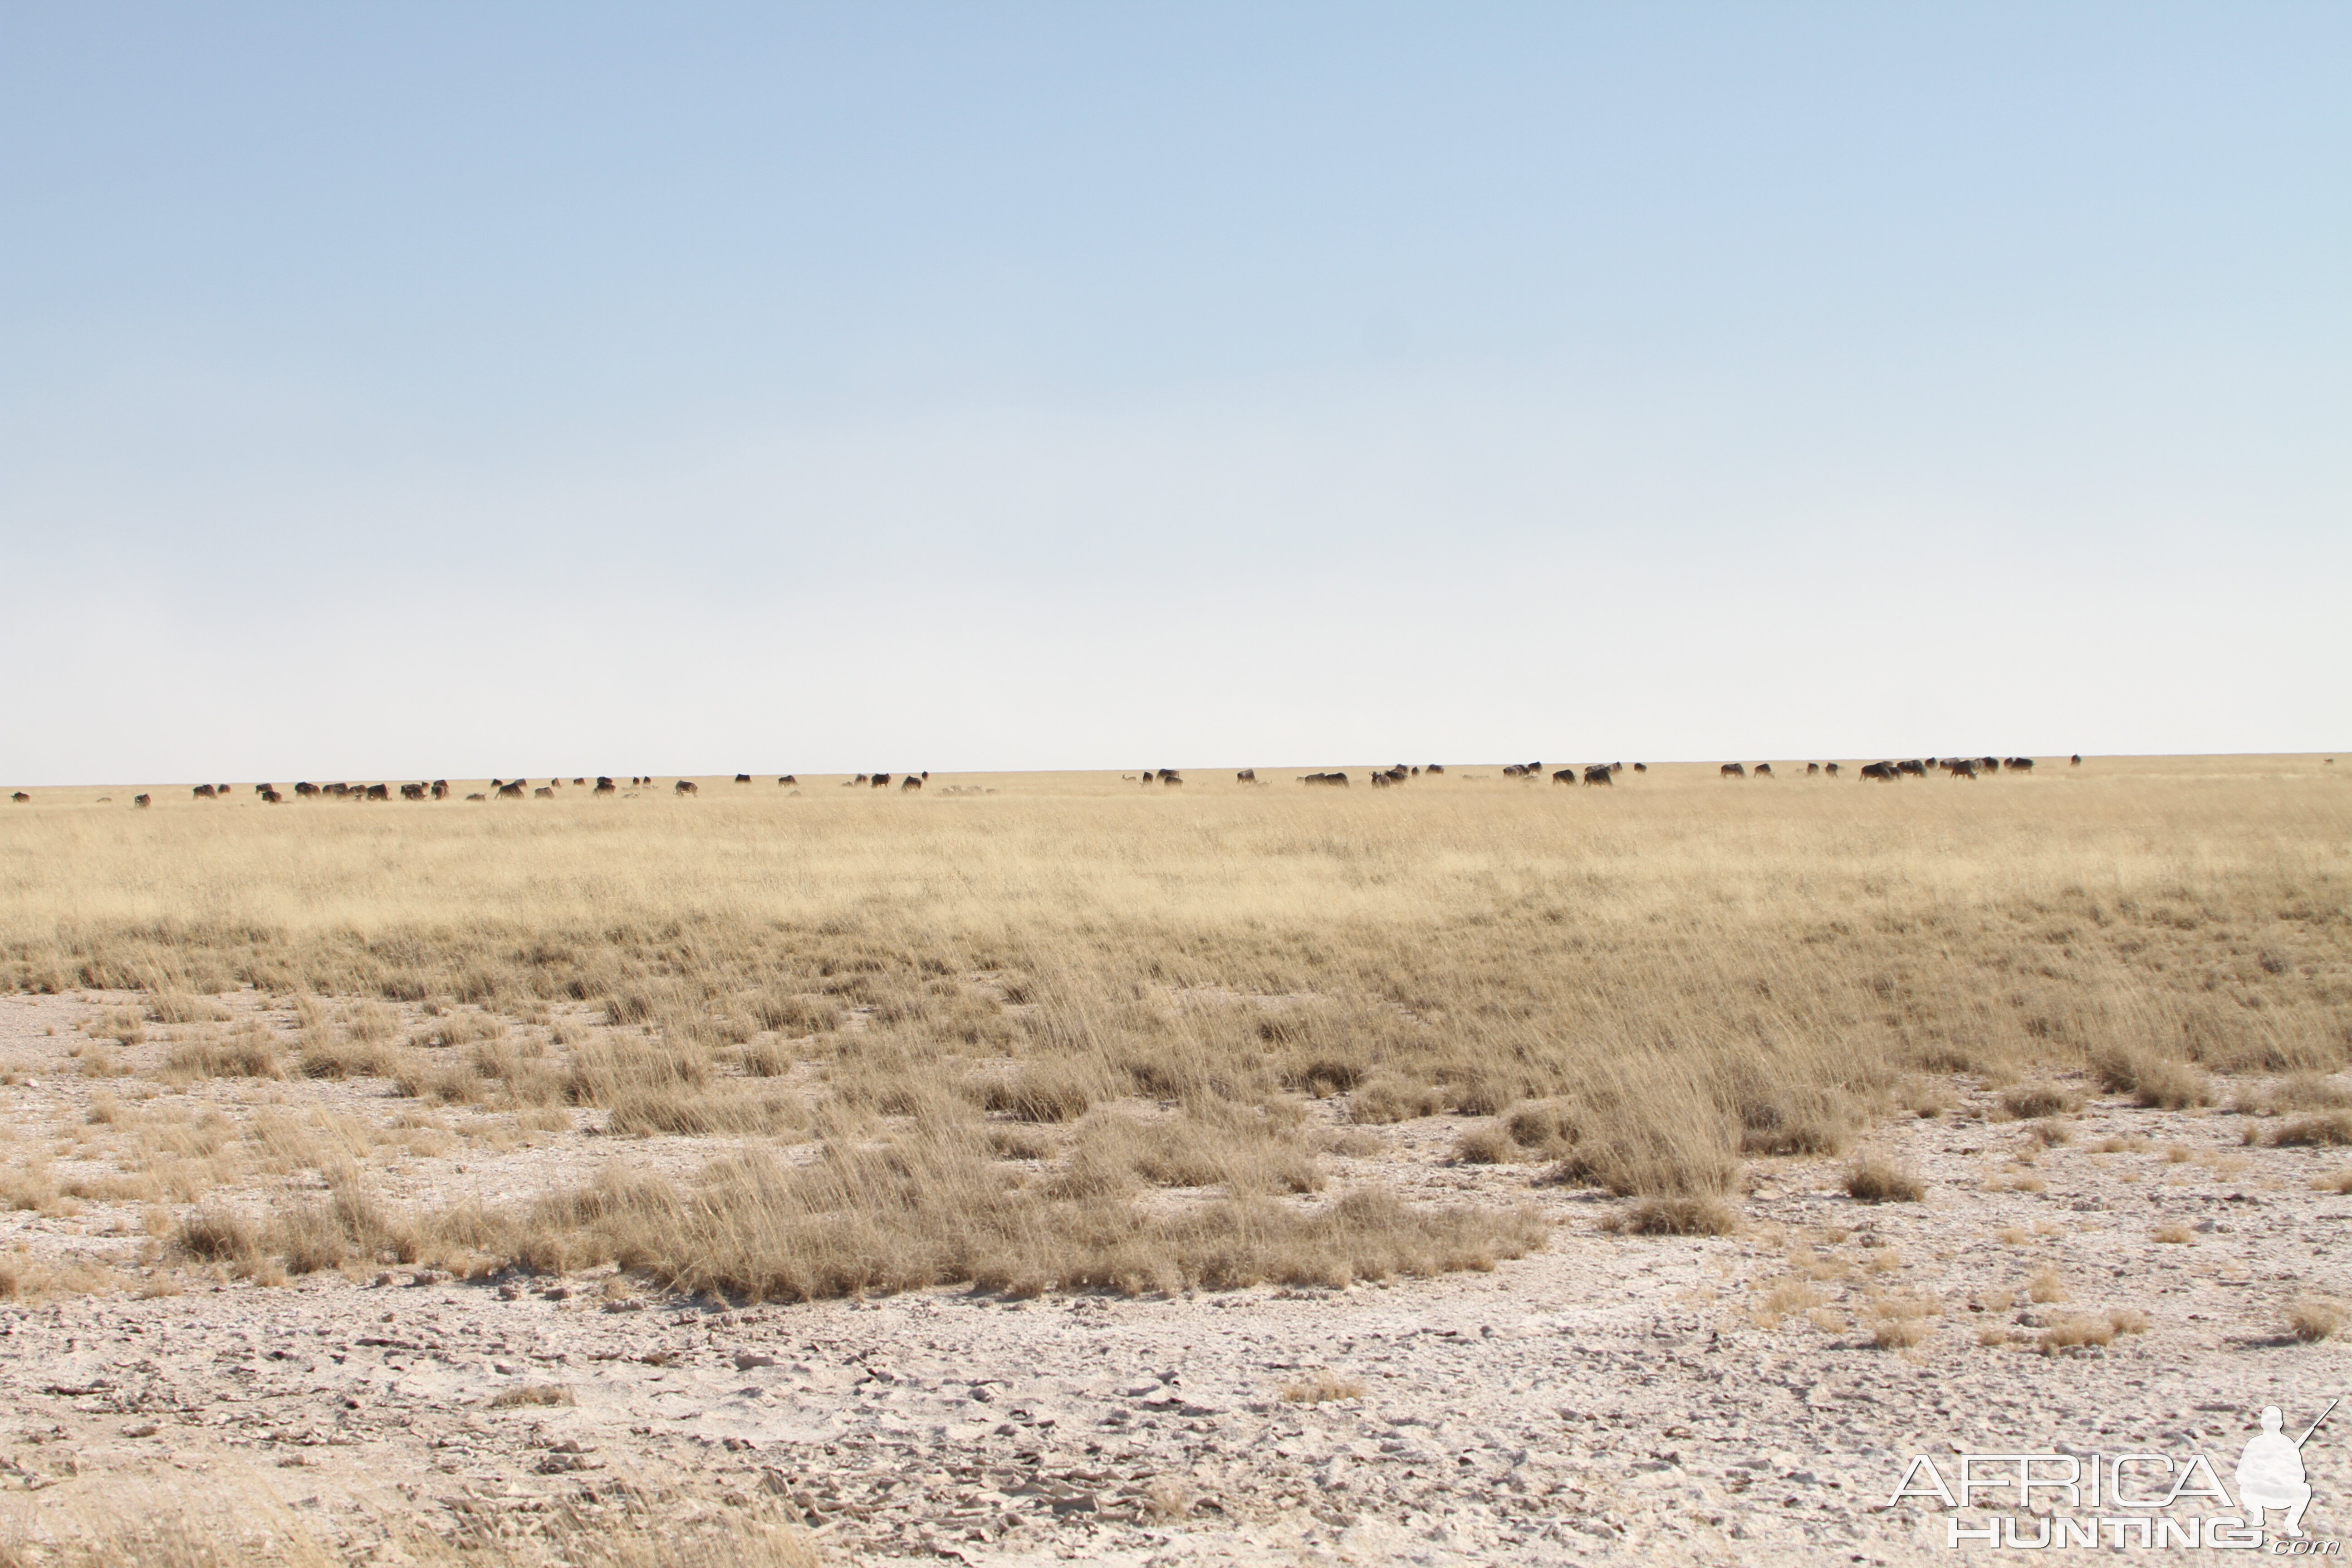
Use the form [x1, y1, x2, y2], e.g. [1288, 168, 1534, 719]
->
[6, 755, 2090, 807]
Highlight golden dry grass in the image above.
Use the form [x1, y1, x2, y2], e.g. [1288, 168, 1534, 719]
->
[2, 757, 2347, 1297]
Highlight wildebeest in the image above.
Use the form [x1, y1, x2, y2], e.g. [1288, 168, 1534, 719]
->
[1632, 762, 1646, 772]
[1805, 763, 1821, 776]
[900, 774, 922, 791]
[399, 783, 427, 801]
[594, 777, 615, 794]
[848, 775, 867, 785]
[2071, 754, 2082, 766]
[1584, 765, 1612, 785]
[1235, 769, 1256, 783]
[294, 782, 318, 798]
[1823, 763, 1841, 777]
[1409, 766, 1420, 777]
[573, 778, 585, 786]
[1754, 763, 1773, 778]
[735, 774, 751, 784]
[364, 784, 391, 801]
[871, 773, 891, 788]
[192, 784, 216, 800]
[134, 794, 151, 808]
[1860, 761, 1898, 782]
[497, 781, 526, 799]
[2004, 757, 2034, 771]
[431, 780, 449, 799]
[261, 789, 283, 804]
[1370, 770, 1396, 788]
[1424, 764, 1444, 774]
[1301, 772, 1349, 787]
[1946, 759, 1977, 779]
[674, 779, 698, 796]
[1896, 760, 1927, 777]
[1551, 768, 1575, 785]
[1721, 763, 1745, 779]
[8, 792, 27, 803]
[534, 786, 554, 797]
[777, 775, 797, 785]
[1502, 764, 1527, 778]
[253, 784, 271, 795]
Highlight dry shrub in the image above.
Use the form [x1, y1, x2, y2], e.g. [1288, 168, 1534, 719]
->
[1729, 1078, 1861, 1156]
[149, 993, 230, 1024]
[166, 1031, 283, 1080]
[1055, 1106, 1323, 1196]
[977, 1059, 1106, 1123]
[0, 1161, 65, 1215]
[411, 1009, 502, 1049]
[2288, 1295, 2347, 1342]
[748, 991, 844, 1035]
[2093, 1047, 2213, 1109]
[2026, 1266, 2068, 1303]
[1545, 1075, 1741, 1200]
[1279, 1370, 1365, 1404]
[175, 1207, 261, 1268]
[2151, 1222, 2195, 1244]
[2037, 1308, 2145, 1355]
[1845, 1153, 1926, 1202]
[2271, 1112, 2352, 1147]
[2316, 1168, 2352, 1195]
[299, 1034, 396, 1079]
[1605, 1196, 1738, 1236]
[1869, 1297, 1938, 1349]
[2022, 1118, 2073, 1148]
[1502, 1100, 1580, 1158]
[549, 1149, 1540, 1302]
[1347, 1076, 1445, 1125]
[2276, 1073, 2352, 1110]
[741, 1039, 795, 1077]
[486, 1382, 575, 1408]
[985, 1125, 1056, 1161]
[1999, 1083, 2081, 1120]
[1451, 1124, 1519, 1165]
[347, 1001, 401, 1043]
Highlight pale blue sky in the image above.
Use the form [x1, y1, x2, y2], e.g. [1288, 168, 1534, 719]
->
[3, 4, 2344, 781]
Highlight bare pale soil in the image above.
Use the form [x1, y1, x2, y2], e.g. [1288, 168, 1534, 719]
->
[0, 756, 2346, 1562]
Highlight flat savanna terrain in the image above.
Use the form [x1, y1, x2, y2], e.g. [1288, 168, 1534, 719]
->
[0, 755, 2347, 1564]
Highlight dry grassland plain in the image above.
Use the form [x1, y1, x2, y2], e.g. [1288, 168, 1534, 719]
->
[0, 755, 2347, 1563]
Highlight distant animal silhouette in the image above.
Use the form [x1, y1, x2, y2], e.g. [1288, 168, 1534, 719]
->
[8, 792, 27, 804]
[674, 779, 698, 796]
[1301, 772, 1349, 787]
[901, 774, 922, 791]
[1235, 769, 1256, 783]
[497, 782, 525, 799]
[1721, 764, 1745, 779]
[134, 794, 152, 808]
[1584, 765, 1612, 785]
[192, 785, 216, 800]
